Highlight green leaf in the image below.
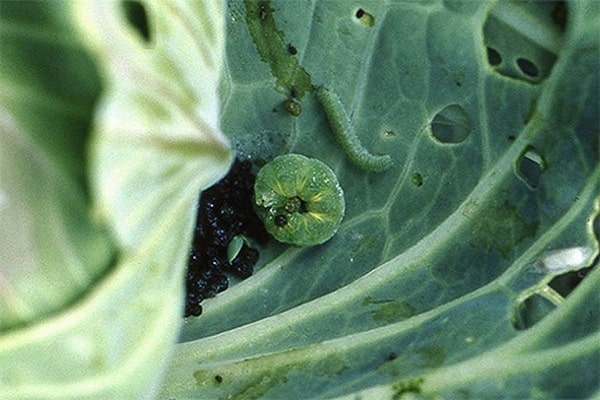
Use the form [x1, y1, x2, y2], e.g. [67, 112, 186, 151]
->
[75, 0, 232, 250]
[0, 0, 113, 331]
[160, 1, 599, 398]
[0, 0, 231, 398]
[1, 0, 597, 399]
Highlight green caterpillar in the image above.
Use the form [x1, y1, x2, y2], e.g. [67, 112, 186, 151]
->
[254, 154, 345, 246]
[317, 87, 392, 172]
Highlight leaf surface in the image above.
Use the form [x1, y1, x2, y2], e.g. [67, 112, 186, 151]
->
[0, 1, 231, 398]
[162, 1, 599, 398]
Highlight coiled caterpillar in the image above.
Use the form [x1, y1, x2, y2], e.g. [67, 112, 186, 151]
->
[254, 154, 345, 246]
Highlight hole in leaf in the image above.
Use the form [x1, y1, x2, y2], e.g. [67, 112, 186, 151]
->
[517, 147, 545, 188]
[516, 57, 539, 78]
[513, 294, 557, 330]
[486, 47, 502, 66]
[411, 173, 423, 187]
[287, 44, 297, 55]
[354, 7, 375, 27]
[549, 266, 593, 298]
[547, 214, 598, 297]
[430, 104, 472, 144]
[121, 0, 151, 43]
[483, 1, 563, 83]
[551, 1, 568, 31]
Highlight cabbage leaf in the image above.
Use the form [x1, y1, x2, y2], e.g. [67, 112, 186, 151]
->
[1, 1, 230, 398]
[0, 1, 598, 399]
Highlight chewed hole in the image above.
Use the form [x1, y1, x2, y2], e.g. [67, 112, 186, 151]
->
[516, 58, 540, 78]
[512, 294, 557, 330]
[354, 8, 375, 27]
[430, 104, 472, 144]
[486, 47, 502, 66]
[517, 147, 545, 188]
[411, 173, 423, 187]
[483, 1, 564, 84]
[121, 0, 151, 43]
[549, 266, 592, 298]
[551, 1, 568, 31]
